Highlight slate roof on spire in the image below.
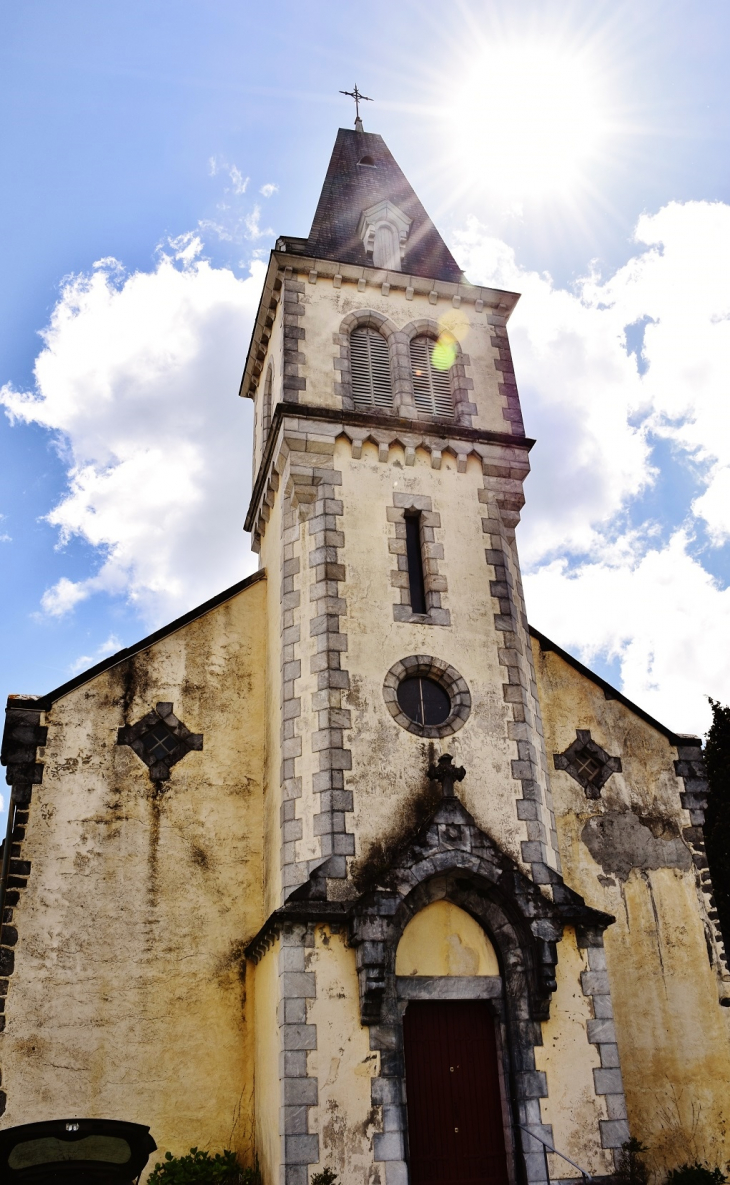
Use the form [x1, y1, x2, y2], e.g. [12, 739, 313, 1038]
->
[294, 128, 464, 284]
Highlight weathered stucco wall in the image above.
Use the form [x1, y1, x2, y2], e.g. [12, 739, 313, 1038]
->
[533, 638, 730, 1174]
[535, 927, 613, 1180]
[253, 942, 281, 1185]
[306, 926, 380, 1184]
[3, 578, 267, 1168]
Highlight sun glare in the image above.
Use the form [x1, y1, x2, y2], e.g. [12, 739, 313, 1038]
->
[451, 41, 608, 199]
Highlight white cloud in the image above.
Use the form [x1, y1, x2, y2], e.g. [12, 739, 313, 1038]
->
[454, 201, 730, 733]
[524, 533, 730, 736]
[1, 239, 264, 626]
[260, 183, 278, 198]
[229, 166, 250, 196]
[243, 205, 274, 241]
[208, 156, 250, 195]
[70, 634, 123, 674]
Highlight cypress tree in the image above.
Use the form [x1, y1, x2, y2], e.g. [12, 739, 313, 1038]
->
[703, 699, 730, 950]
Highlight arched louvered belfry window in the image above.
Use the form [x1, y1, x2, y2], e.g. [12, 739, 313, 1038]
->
[409, 336, 455, 418]
[262, 363, 273, 446]
[349, 327, 393, 409]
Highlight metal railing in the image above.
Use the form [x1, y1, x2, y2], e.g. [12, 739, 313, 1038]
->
[516, 1123, 593, 1183]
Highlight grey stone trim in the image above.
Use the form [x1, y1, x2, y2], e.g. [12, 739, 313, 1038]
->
[282, 276, 306, 405]
[0, 701, 48, 1112]
[577, 929, 630, 1166]
[271, 419, 354, 894]
[387, 492, 450, 626]
[479, 468, 562, 885]
[489, 315, 525, 437]
[280, 486, 305, 896]
[306, 462, 353, 883]
[396, 975, 502, 999]
[382, 656, 471, 739]
[348, 791, 610, 1027]
[553, 730, 622, 800]
[278, 924, 320, 1185]
[674, 743, 728, 975]
[117, 702, 203, 782]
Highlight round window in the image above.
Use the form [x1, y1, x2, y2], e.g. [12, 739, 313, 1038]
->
[397, 676, 451, 727]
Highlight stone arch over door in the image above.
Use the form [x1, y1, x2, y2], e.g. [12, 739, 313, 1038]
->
[354, 869, 552, 1185]
[347, 789, 615, 1185]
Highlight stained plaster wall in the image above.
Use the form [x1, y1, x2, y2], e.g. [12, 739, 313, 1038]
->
[534, 927, 613, 1180]
[336, 436, 532, 878]
[253, 943, 281, 1185]
[3, 579, 267, 1168]
[306, 927, 380, 1185]
[533, 639, 730, 1174]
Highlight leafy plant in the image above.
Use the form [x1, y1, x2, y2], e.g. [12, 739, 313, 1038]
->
[666, 1165, 727, 1185]
[703, 699, 730, 952]
[148, 1148, 260, 1185]
[615, 1139, 650, 1185]
[310, 1170, 338, 1185]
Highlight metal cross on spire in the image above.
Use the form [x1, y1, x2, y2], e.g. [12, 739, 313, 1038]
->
[339, 84, 373, 132]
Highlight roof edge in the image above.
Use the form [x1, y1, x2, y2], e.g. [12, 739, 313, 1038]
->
[529, 625, 700, 748]
[7, 569, 266, 712]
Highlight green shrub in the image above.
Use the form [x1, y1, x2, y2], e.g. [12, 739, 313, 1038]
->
[666, 1165, 727, 1185]
[310, 1170, 338, 1185]
[148, 1148, 260, 1185]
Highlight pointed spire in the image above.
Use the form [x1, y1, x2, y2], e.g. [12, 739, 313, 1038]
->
[304, 129, 464, 283]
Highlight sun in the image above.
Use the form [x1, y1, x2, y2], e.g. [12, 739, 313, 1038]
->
[448, 40, 610, 201]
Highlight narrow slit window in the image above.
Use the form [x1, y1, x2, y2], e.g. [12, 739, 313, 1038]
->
[262, 364, 273, 445]
[410, 335, 454, 418]
[405, 514, 427, 614]
[350, 327, 393, 409]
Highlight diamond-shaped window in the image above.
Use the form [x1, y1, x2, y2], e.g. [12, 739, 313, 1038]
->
[553, 729, 621, 799]
[117, 702, 203, 781]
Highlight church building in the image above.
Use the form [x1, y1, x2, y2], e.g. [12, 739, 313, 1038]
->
[2, 120, 730, 1185]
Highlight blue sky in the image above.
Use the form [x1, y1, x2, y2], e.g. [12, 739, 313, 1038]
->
[2, 0, 730, 816]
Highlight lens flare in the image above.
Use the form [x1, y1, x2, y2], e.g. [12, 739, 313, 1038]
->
[431, 332, 458, 371]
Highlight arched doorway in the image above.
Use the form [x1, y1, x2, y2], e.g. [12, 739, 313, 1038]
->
[403, 1000, 510, 1185]
[396, 902, 511, 1185]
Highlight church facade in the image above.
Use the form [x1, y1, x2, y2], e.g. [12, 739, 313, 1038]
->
[2, 126, 730, 1185]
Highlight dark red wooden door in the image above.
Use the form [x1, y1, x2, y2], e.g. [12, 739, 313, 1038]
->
[403, 1001, 510, 1185]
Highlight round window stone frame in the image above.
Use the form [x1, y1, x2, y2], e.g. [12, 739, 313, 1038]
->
[383, 656, 471, 738]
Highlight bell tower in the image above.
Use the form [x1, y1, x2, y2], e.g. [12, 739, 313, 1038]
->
[242, 126, 622, 1185]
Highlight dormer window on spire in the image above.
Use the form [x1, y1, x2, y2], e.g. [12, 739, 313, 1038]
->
[358, 200, 412, 272]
